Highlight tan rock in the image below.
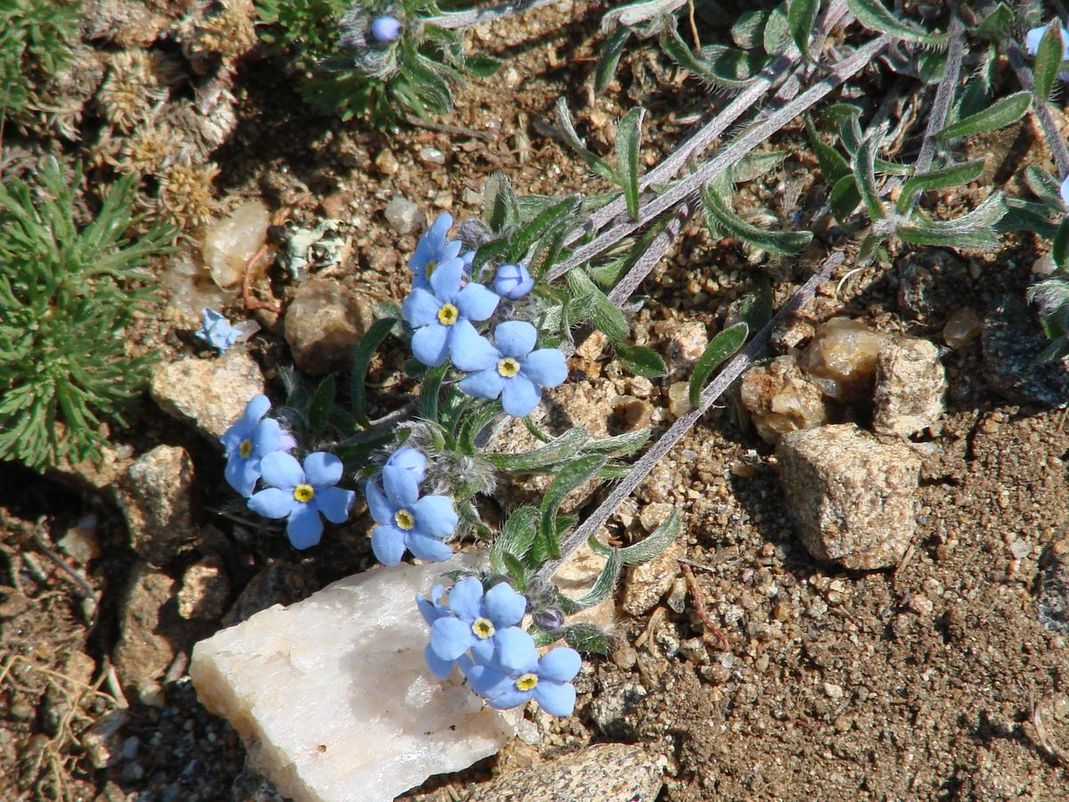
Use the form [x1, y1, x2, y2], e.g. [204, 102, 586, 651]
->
[284, 278, 374, 375]
[151, 350, 265, 440]
[622, 539, 682, 616]
[873, 337, 946, 437]
[113, 562, 176, 692]
[777, 424, 921, 569]
[117, 445, 196, 565]
[800, 317, 890, 400]
[178, 557, 230, 620]
[740, 355, 828, 443]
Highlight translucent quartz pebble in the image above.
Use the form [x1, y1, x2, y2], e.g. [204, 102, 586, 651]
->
[800, 317, 890, 400]
[202, 200, 270, 289]
[190, 554, 528, 802]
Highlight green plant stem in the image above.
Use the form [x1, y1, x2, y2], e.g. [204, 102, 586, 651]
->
[537, 250, 846, 583]
[546, 34, 890, 282]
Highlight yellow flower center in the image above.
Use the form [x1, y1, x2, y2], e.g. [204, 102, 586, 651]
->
[239, 438, 254, 459]
[515, 673, 539, 692]
[497, 357, 520, 378]
[394, 509, 415, 530]
[437, 303, 459, 326]
[471, 617, 495, 639]
[293, 484, 315, 503]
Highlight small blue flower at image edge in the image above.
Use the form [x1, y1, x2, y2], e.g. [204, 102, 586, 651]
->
[367, 466, 458, 565]
[1026, 23, 1069, 59]
[425, 577, 530, 677]
[401, 256, 499, 366]
[493, 263, 534, 300]
[370, 15, 402, 43]
[220, 395, 297, 497]
[1059, 174, 1069, 209]
[248, 452, 355, 549]
[196, 308, 241, 353]
[409, 213, 463, 291]
[450, 320, 568, 417]
[462, 639, 582, 717]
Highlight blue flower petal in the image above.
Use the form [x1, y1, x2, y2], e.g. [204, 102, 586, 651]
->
[494, 627, 538, 671]
[458, 369, 505, 401]
[287, 504, 323, 549]
[405, 532, 454, 562]
[493, 264, 534, 300]
[238, 459, 263, 498]
[304, 451, 343, 487]
[533, 680, 576, 716]
[486, 688, 533, 710]
[242, 394, 271, 427]
[248, 487, 297, 519]
[470, 637, 495, 664]
[382, 465, 420, 508]
[430, 616, 473, 661]
[371, 525, 406, 566]
[411, 494, 458, 538]
[402, 287, 441, 327]
[521, 349, 568, 388]
[365, 480, 392, 525]
[429, 256, 465, 300]
[410, 213, 453, 268]
[253, 418, 284, 456]
[259, 451, 304, 489]
[465, 664, 510, 697]
[411, 323, 450, 366]
[483, 582, 526, 626]
[385, 447, 427, 483]
[314, 486, 354, 523]
[1026, 25, 1047, 55]
[416, 586, 447, 625]
[492, 321, 536, 359]
[449, 320, 499, 372]
[225, 453, 256, 497]
[447, 576, 484, 620]
[424, 643, 456, 679]
[538, 647, 582, 681]
[501, 374, 541, 417]
[1061, 174, 1069, 207]
[454, 282, 499, 321]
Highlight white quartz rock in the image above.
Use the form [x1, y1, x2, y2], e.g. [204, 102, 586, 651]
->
[190, 555, 528, 802]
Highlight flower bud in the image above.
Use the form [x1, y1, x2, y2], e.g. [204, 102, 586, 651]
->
[370, 15, 402, 43]
[533, 607, 565, 633]
[493, 263, 534, 300]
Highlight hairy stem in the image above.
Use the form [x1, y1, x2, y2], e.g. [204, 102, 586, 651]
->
[539, 251, 846, 582]
[423, 0, 561, 30]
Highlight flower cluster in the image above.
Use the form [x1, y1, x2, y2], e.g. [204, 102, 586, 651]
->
[402, 213, 566, 417]
[418, 577, 581, 716]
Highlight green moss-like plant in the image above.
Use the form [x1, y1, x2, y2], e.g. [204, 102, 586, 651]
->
[0, 158, 174, 471]
[0, 0, 81, 119]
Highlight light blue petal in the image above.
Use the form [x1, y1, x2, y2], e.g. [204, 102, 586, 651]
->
[500, 374, 541, 417]
[494, 627, 538, 672]
[454, 282, 499, 321]
[470, 637, 494, 663]
[371, 525, 406, 566]
[430, 616, 473, 661]
[382, 465, 420, 507]
[259, 451, 304, 489]
[1026, 26, 1046, 55]
[458, 369, 505, 401]
[492, 321, 536, 359]
[429, 256, 465, 300]
[1061, 174, 1069, 207]
[449, 320, 499, 372]
[248, 487, 296, 519]
[538, 647, 582, 681]
[287, 504, 323, 549]
[242, 395, 271, 427]
[410, 213, 452, 268]
[314, 486, 353, 523]
[239, 459, 263, 498]
[533, 681, 576, 716]
[411, 495, 458, 538]
[304, 451, 343, 487]
[253, 418, 284, 456]
[483, 582, 526, 626]
[385, 447, 427, 483]
[365, 480, 393, 525]
[417, 587, 448, 625]
[521, 349, 568, 388]
[411, 323, 449, 366]
[465, 664, 510, 697]
[402, 287, 441, 327]
[220, 425, 245, 455]
[447, 576, 484, 621]
[225, 453, 256, 497]
[486, 688, 533, 710]
[424, 643, 455, 679]
[405, 532, 453, 562]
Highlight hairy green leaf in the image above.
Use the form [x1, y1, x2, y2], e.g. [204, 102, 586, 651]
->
[1033, 22, 1064, 104]
[896, 159, 986, 213]
[847, 0, 948, 46]
[350, 317, 395, 426]
[307, 374, 336, 441]
[787, 0, 819, 58]
[616, 106, 646, 218]
[490, 506, 540, 574]
[972, 3, 1014, 40]
[483, 173, 520, 232]
[538, 455, 605, 561]
[851, 135, 885, 221]
[558, 545, 621, 612]
[701, 184, 813, 254]
[936, 92, 1031, 142]
[487, 427, 591, 472]
[615, 343, 668, 378]
[555, 98, 618, 183]
[596, 26, 632, 92]
[506, 195, 581, 264]
[689, 323, 748, 407]
[561, 623, 610, 655]
[590, 507, 682, 564]
[567, 268, 630, 341]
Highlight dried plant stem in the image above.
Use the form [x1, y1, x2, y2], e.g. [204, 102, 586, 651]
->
[606, 204, 689, 306]
[540, 251, 846, 580]
[913, 13, 963, 177]
[547, 36, 888, 282]
[424, 0, 561, 30]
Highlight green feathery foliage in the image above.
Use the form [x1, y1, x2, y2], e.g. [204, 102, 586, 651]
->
[0, 0, 81, 119]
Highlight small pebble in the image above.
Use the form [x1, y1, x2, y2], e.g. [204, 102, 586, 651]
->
[1010, 539, 1031, 559]
[824, 682, 844, 700]
[384, 196, 423, 234]
[374, 150, 399, 176]
[418, 147, 446, 165]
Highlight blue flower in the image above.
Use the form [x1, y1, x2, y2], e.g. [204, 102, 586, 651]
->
[1026, 23, 1069, 58]
[1060, 174, 1069, 208]
[370, 15, 402, 42]
[493, 263, 534, 299]
[385, 446, 427, 484]
[461, 250, 475, 276]
[367, 466, 458, 565]
[220, 395, 296, 497]
[409, 213, 463, 291]
[401, 257, 499, 366]
[248, 452, 355, 549]
[461, 641, 582, 717]
[425, 577, 529, 677]
[450, 320, 568, 417]
[196, 308, 241, 353]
